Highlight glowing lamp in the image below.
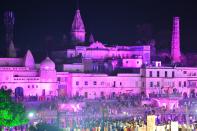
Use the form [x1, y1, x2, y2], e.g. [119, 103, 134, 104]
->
[28, 112, 34, 118]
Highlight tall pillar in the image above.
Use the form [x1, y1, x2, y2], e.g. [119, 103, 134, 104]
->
[171, 17, 181, 63]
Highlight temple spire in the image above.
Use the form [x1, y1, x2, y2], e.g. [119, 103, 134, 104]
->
[89, 33, 95, 43]
[8, 40, 17, 57]
[171, 16, 181, 63]
[71, 9, 86, 45]
[24, 50, 35, 69]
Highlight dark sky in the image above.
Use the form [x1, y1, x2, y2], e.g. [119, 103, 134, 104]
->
[0, 0, 197, 58]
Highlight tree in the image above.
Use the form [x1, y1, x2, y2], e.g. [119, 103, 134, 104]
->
[0, 88, 29, 130]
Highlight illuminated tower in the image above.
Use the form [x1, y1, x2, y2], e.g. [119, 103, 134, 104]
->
[4, 11, 15, 48]
[8, 40, 17, 57]
[24, 50, 35, 69]
[171, 16, 181, 63]
[71, 9, 86, 45]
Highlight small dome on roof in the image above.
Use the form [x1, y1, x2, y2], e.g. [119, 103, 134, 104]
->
[40, 57, 55, 70]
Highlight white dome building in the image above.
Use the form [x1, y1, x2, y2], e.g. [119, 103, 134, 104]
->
[40, 57, 55, 70]
[40, 57, 56, 83]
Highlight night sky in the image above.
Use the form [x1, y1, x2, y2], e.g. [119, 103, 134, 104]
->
[0, 0, 196, 59]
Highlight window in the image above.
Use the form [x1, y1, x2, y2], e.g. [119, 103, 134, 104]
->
[113, 81, 116, 87]
[183, 71, 187, 74]
[189, 81, 196, 87]
[157, 71, 160, 77]
[184, 81, 187, 87]
[157, 82, 160, 87]
[142, 82, 145, 87]
[172, 71, 175, 78]
[101, 81, 104, 85]
[165, 71, 168, 77]
[84, 92, 88, 98]
[150, 82, 153, 87]
[85, 81, 88, 85]
[120, 82, 122, 86]
[112, 92, 116, 97]
[93, 81, 97, 85]
[179, 81, 181, 87]
[101, 92, 104, 96]
[76, 81, 79, 86]
[76, 92, 79, 97]
[149, 71, 152, 77]
[57, 77, 61, 81]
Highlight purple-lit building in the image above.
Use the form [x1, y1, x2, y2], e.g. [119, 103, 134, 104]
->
[1, 9, 197, 102]
[0, 50, 57, 98]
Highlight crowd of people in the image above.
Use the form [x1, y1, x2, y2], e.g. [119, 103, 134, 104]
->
[29, 93, 197, 130]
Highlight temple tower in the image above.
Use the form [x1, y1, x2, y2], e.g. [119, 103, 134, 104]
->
[171, 16, 181, 63]
[4, 11, 15, 48]
[8, 40, 17, 57]
[24, 50, 35, 69]
[71, 9, 86, 45]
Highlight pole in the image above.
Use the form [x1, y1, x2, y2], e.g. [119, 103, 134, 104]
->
[101, 107, 104, 131]
[57, 110, 60, 128]
[186, 104, 189, 128]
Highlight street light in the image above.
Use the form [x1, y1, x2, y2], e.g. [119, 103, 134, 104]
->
[27, 111, 35, 119]
[27, 111, 36, 130]
[28, 112, 34, 118]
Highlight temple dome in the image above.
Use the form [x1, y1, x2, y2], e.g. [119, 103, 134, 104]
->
[40, 57, 55, 70]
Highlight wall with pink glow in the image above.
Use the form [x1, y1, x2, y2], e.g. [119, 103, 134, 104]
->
[2, 50, 197, 99]
[66, 42, 150, 64]
[1, 82, 58, 96]
[57, 72, 72, 97]
[0, 58, 24, 66]
[142, 67, 197, 97]
[40, 70, 57, 82]
[0, 56, 58, 97]
[63, 63, 84, 72]
[70, 73, 141, 98]
[122, 59, 142, 68]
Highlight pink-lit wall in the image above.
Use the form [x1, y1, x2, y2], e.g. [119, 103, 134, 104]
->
[122, 58, 142, 68]
[0, 58, 24, 66]
[66, 42, 151, 64]
[70, 73, 141, 99]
